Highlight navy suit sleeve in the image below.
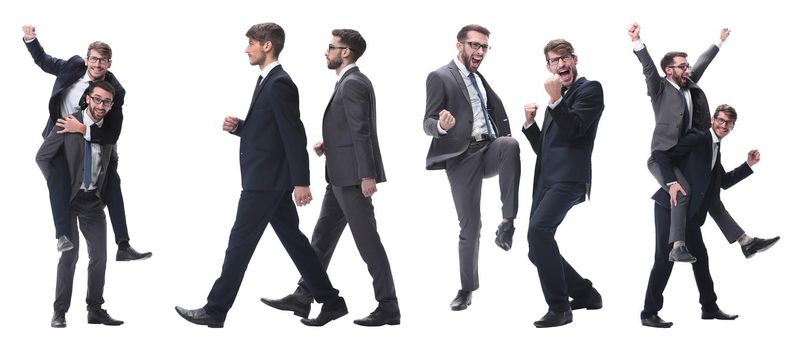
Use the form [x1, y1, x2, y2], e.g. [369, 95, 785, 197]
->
[341, 78, 377, 180]
[269, 77, 310, 186]
[521, 123, 542, 155]
[24, 38, 71, 75]
[549, 81, 604, 140]
[721, 162, 753, 190]
[652, 129, 708, 184]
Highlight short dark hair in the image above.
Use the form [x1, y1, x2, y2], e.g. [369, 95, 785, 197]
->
[714, 104, 738, 121]
[79, 81, 116, 110]
[87, 41, 112, 59]
[543, 39, 575, 62]
[660, 51, 687, 74]
[457, 24, 490, 42]
[332, 29, 367, 62]
[246, 22, 285, 57]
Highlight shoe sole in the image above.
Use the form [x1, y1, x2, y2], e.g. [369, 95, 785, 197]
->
[668, 257, 697, 263]
[300, 310, 348, 327]
[745, 239, 779, 259]
[260, 298, 310, 318]
[116, 253, 153, 262]
[534, 319, 572, 328]
[88, 320, 124, 326]
[353, 319, 401, 327]
[641, 320, 672, 328]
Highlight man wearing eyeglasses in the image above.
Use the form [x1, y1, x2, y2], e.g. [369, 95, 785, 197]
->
[522, 39, 604, 328]
[643, 104, 769, 327]
[262, 29, 400, 327]
[423, 24, 520, 311]
[22, 25, 151, 261]
[36, 81, 125, 328]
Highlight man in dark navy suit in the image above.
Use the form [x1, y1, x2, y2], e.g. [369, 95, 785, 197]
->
[522, 39, 604, 328]
[23, 25, 150, 261]
[175, 22, 347, 328]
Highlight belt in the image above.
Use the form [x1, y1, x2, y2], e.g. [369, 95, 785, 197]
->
[472, 134, 491, 142]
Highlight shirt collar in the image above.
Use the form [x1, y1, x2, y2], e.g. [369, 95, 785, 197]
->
[337, 64, 357, 82]
[260, 61, 281, 79]
[453, 57, 472, 77]
[710, 128, 721, 144]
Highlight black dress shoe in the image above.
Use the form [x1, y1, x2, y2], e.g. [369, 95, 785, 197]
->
[51, 311, 66, 328]
[495, 221, 514, 251]
[534, 310, 573, 328]
[450, 290, 472, 311]
[260, 294, 311, 318]
[742, 236, 780, 259]
[116, 246, 153, 261]
[88, 309, 124, 326]
[57, 235, 73, 253]
[301, 298, 348, 327]
[354, 306, 401, 327]
[641, 314, 673, 328]
[669, 245, 697, 263]
[702, 309, 738, 320]
[570, 290, 602, 310]
[175, 306, 224, 328]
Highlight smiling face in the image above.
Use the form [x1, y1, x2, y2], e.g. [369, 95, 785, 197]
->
[85, 49, 111, 80]
[666, 56, 690, 87]
[85, 86, 114, 122]
[546, 50, 578, 87]
[457, 30, 489, 72]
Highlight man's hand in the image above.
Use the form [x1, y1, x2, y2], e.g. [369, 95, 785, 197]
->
[361, 178, 377, 198]
[524, 103, 539, 125]
[669, 183, 687, 208]
[438, 109, 456, 130]
[545, 75, 562, 103]
[293, 186, 313, 207]
[313, 141, 325, 157]
[222, 116, 239, 132]
[720, 28, 731, 42]
[22, 25, 37, 41]
[55, 115, 86, 135]
[747, 149, 760, 167]
[628, 22, 640, 41]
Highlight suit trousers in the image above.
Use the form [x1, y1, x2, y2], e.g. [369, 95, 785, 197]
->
[205, 189, 340, 322]
[45, 146, 130, 243]
[54, 191, 107, 313]
[641, 202, 719, 318]
[293, 184, 398, 310]
[648, 159, 744, 244]
[527, 181, 594, 312]
[445, 136, 520, 291]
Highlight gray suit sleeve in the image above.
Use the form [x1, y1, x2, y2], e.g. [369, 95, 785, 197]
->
[689, 44, 720, 84]
[423, 71, 445, 138]
[341, 78, 377, 180]
[35, 128, 65, 179]
[634, 45, 664, 99]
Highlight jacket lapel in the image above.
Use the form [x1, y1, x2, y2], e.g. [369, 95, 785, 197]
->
[448, 61, 471, 105]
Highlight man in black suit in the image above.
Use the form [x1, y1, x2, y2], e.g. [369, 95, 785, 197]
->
[175, 22, 347, 328]
[262, 29, 399, 327]
[522, 39, 604, 328]
[423, 24, 521, 311]
[36, 81, 125, 328]
[23, 25, 151, 261]
[641, 105, 771, 327]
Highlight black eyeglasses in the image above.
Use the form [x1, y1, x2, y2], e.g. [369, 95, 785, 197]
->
[463, 41, 491, 51]
[87, 56, 110, 64]
[547, 54, 574, 66]
[713, 116, 735, 128]
[668, 64, 691, 71]
[89, 95, 113, 107]
[327, 45, 349, 52]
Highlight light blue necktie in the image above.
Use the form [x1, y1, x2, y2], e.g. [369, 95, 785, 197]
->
[468, 73, 495, 140]
[83, 140, 93, 189]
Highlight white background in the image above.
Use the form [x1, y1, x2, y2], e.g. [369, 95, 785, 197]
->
[0, 0, 798, 349]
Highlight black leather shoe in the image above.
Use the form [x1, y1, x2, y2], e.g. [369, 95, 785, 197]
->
[354, 306, 401, 327]
[641, 314, 673, 328]
[534, 310, 573, 328]
[570, 290, 602, 310]
[87, 309, 124, 326]
[116, 246, 153, 261]
[669, 245, 697, 263]
[450, 290, 472, 311]
[260, 294, 311, 318]
[175, 306, 223, 328]
[495, 221, 514, 251]
[702, 309, 738, 320]
[57, 235, 73, 252]
[742, 236, 780, 259]
[51, 311, 66, 328]
[301, 297, 348, 327]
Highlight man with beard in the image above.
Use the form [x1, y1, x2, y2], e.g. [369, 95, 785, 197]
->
[261, 28, 400, 327]
[629, 23, 778, 266]
[423, 24, 520, 311]
[36, 81, 125, 328]
[522, 39, 604, 328]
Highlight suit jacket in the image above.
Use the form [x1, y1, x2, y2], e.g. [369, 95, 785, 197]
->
[322, 67, 385, 187]
[423, 60, 511, 170]
[36, 111, 115, 201]
[231, 65, 310, 191]
[25, 38, 126, 144]
[652, 129, 752, 225]
[522, 77, 604, 199]
[634, 44, 718, 152]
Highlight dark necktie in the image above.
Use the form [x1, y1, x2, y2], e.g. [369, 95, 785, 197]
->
[468, 73, 495, 140]
[83, 140, 93, 189]
[681, 89, 691, 131]
[253, 75, 263, 99]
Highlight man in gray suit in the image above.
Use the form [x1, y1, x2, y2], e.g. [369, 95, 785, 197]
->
[423, 24, 520, 311]
[262, 29, 400, 327]
[36, 81, 124, 328]
[629, 23, 778, 262]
